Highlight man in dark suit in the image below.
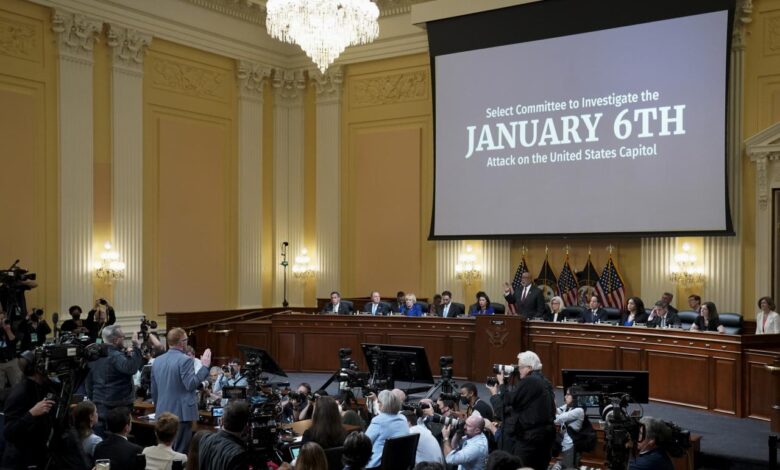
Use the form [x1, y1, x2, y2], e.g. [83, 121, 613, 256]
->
[390, 291, 405, 314]
[199, 401, 251, 470]
[321, 291, 352, 314]
[581, 295, 609, 323]
[93, 407, 145, 470]
[362, 291, 391, 315]
[646, 301, 681, 328]
[661, 292, 679, 315]
[151, 328, 212, 453]
[437, 290, 465, 318]
[504, 272, 546, 319]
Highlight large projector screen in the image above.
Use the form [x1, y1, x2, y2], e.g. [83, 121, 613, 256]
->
[428, 0, 735, 239]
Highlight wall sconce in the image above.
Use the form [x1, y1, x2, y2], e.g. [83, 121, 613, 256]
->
[292, 248, 316, 280]
[94, 241, 125, 283]
[669, 243, 704, 286]
[455, 245, 482, 286]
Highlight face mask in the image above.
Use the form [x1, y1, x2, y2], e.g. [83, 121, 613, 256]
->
[460, 396, 470, 406]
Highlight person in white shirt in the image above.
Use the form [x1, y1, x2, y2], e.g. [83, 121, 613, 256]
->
[756, 296, 780, 334]
[142, 412, 188, 470]
[402, 410, 444, 465]
[554, 389, 585, 469]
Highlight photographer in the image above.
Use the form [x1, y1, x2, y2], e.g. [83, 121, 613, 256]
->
[19, 307, 51, 350]
[198, 401, 251, 470]
[0, 310, 21, 390]
[86, 299, 115, 342]
[86, 325, 144, 436]
[218, 358, 248, 388]
[442, 414, 488, 470]
[459, 383, 494, 421]
[61, 305, 90, 336]
[284, 382, 315, 421]
[0, 265, 37, 322]
[487, 351, 555, 470]
[628, 417, 674, 470]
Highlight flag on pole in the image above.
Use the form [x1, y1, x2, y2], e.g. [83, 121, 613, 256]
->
[535, 255, 558, 303]
[596, 256, 626, 309]
[558, 258, 579, 307]
[511, 257, 529, 291]
[576, 255, 600, 307]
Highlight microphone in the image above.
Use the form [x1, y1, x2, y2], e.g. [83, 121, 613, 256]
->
[8, 259, 19, 269]
[52, 312, 59, 325]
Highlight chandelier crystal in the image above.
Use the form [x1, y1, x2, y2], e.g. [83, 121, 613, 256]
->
[266, 0, 380, 73]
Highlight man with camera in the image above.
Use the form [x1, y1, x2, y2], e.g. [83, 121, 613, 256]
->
[218, 357, 248, 388]
[19, 307, 51, 350]
[198, 401, 252, 470]
[628, 417, 674, 470]
[459, 383, 494, 421]
[442, 413, 489, 470]
[86, 325, 144, 436]
[488, 351, 555, 470]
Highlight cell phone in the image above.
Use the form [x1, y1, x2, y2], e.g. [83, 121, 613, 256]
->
[290, 445, 301, 460]
[211, 407, 224, 417]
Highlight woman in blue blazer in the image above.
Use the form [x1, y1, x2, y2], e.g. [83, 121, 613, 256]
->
[400, 293, 423, 317]
[470, 293, 495, 316]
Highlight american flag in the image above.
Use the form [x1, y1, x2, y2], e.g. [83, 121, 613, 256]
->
[511, 257, 529, 291]
[558, 258, 579, 306]
[596, 256, 626, 309]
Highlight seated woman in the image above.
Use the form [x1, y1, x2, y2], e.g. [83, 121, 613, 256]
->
[302, 396, 347, 450]
[621, 297, 648, 326]
[400, 293, 423, 317]
[143, 412, 188, 470]
[545, 296, 566, 322]
[73, 400, 102, 463]
[469, 293, 495, 316]
[756, 296, 780, 334]
[554, 388, 585, 470]
[365, 390, 409, 468]
[690, 301, 725, 334]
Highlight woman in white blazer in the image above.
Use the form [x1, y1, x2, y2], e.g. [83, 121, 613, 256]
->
[756, 296, 780, 334]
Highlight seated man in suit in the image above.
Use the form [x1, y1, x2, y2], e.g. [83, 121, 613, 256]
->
[438, 290, 465, 318]
[93, 407, 145, 470]
[390, 291, 405, 314]
[503, 272, 546, 319]
[321, 291, 351, 315]
[582, 295, 608, 323]
[660, 292, 679, 315]
[646, 301, 681, 328]
[687, 294, 702, 314]
[362, 291, 390, 315]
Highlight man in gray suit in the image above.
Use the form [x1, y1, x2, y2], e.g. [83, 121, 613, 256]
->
[151, 327, 212, 453]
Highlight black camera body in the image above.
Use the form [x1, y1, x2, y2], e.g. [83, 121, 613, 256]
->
[0, 267, 36, 285]
[424, 413, 465, 432]
[439, 392, 460, 403]
[402, 401, 433, 418]
[32, 334, 107, 376]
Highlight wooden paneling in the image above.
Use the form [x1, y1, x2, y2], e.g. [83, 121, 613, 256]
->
[648, 351, 708, 408]
[713, 357, 738, 414]
[277, 332, 298, 371]
[620, 347, 642, 370]
[302, 333, 362, 372]
[558, 344, 616, 371]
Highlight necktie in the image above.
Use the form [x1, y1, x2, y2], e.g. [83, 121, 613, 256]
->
[521, 286, 528, 302]
[444, 305, 450, 317]
[372, 304, 377, 315]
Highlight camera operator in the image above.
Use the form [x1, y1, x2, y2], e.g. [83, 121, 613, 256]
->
[459, 383, 494, 421]
[61, 305, 90, 336]
[442, 414, 489, 470]
[85, 325, 144, 436]
[198, 401, 251, 470]
[628, 417, 674, 470]
[487, 351, 555, 470]
[218, 357, 248, 388]
[0, 310, 21, 390]
[0, 265, 37, 322]
[86, 298, 116, 330]
[151, 327, 212, 453]
[19, 307, 51, 350]
[284, 382, 315, 421]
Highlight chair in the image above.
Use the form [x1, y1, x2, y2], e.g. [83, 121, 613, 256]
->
[342, 300, 354, 314]
[678, 311, 699, 330]
[379, 433, 419, 470]
[491, 302, 506, 314]
[562, 307, 583, 322]
[603, 307, 621, 322]
[324, 446, 344, 470]
[719, 313, 743, 335]
[416, 301, 429, 314]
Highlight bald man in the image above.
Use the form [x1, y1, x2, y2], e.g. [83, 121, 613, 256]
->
[443, 414, 489, 470]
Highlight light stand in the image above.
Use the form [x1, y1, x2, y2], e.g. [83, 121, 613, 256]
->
[281, 242, 289, 308]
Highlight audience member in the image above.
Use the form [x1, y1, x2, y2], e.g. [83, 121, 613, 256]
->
[621, 297, 648, 326]
[73, 400, 102, 462]
[660, 292, 678, 315]
[198, 401, 251, 470]
[86, 298, 117, 333]
[61, 305, 89, 335]
[365, 389, 409, 468]
[687, 294, 702, 314]
[756, 296, 779, 334]
[321, 291, 351, 315]
[469, 293, 495, 316]
[504, 272, 546, 319]
[93, 407, 146, 470]
[443, 414, 489, 470]
[86, 324, 144, 435]
[401, 293, 423, 317]
[363, 291, 391, 315]
[341, 431, 373, 470]
[647, 301, 681, 328]
[460, 383, 494, 421]
[19, 307, 51, 350]
[438, 290, 465, 318]
[152, 327, 212, 453]
[295, 441, 328, 470]
[553, 389, 584, 469]
[186, 430, 213, 470]
[208, 366, 224, 395]
[402, 410, 444, 465]
[582, 295, 608, 323]
[628, 417, 674, 470]
[302, 396, 347, 449]
[485, 450, 523, 470]
[0, 310, 21, 390]
[690, 301, 725, 333]
[544, 296, 565, 322]
[143, 412, 188, 470]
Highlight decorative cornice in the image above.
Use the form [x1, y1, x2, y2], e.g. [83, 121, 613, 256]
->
[237, 60, 272, 100]
[107, 25, 152, 74]
[350, 69, 429, 108]
[310, 66, 343, 102]
[0, 16, 38, 61]
[271, 68, 306, 103]
[52, 9, 101, 62]
[149, 56, 229, 101]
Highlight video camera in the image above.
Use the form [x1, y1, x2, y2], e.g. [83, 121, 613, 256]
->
[336, 348, 374, 394]
[0, 263, 36, 285]
[32, 333, 107, 377]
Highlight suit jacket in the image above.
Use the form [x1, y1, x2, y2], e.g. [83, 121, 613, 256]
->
[151, 348, 209, 422]
[437, 302, 465, 318]
[390, 301, 404, 313]
[543, 310, 567, 322]
[581, 308, 608, 323]
[756, 311, 780, 334]
[667, 305, 679, 315]
[362, 302, 391, 315]
[321, 302, 351, 315]
[93, 434, 145, 470]
[646, 311, 681, 328]
[504, 285, 546, 319]
[621, 311, 649, 326]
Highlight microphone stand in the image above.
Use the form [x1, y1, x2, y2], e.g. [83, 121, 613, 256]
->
[281, 243, 289, 308]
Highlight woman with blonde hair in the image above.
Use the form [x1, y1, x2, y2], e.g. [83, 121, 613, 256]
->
[400, 293, 423, 317]
[546, 296, 566, 322]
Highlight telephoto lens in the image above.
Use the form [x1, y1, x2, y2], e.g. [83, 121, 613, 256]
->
[492, 364, 515, 375]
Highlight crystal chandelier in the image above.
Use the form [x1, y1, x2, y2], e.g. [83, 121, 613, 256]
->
[669, 243, 705, 286]
[455, 245, 482, 286]
[94, 241, 126, 284]
[266, 0, 380, 73]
